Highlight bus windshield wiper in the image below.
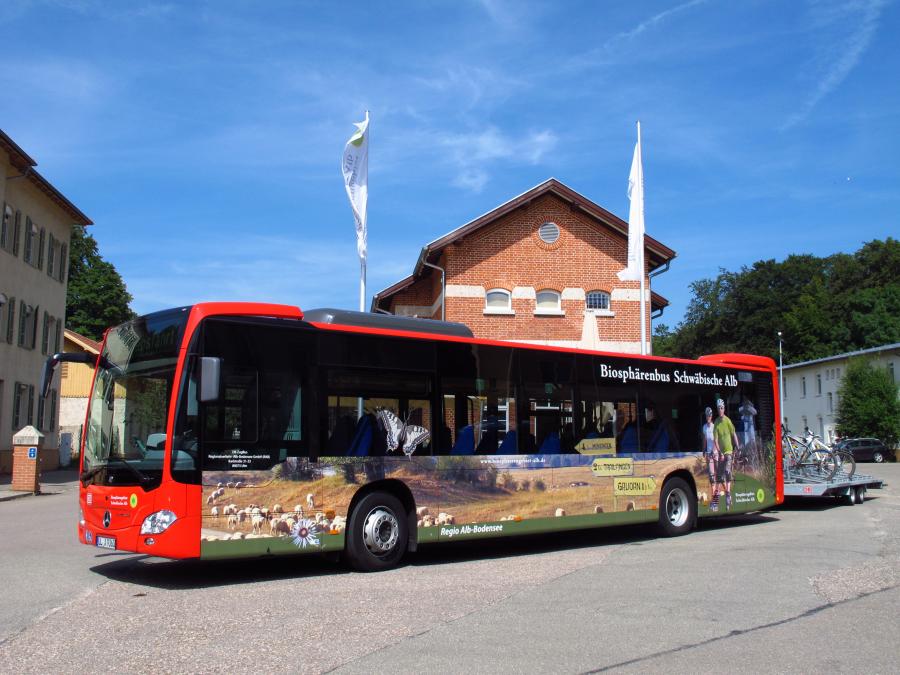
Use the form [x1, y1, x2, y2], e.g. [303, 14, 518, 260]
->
[98, 455, 153, 484]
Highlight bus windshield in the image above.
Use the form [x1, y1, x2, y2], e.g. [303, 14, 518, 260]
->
[82, 308, 189, 488]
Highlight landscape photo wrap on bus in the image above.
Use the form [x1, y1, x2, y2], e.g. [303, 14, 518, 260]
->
[199, 429, 777, 560]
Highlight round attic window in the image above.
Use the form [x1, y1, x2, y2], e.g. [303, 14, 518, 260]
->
[538, 222, 560, 244]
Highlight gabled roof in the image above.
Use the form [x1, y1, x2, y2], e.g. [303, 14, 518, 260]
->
[372, 177, 675, 311]
[413, 177, 675, 277]
[1, 128, 92, 226]
[64, 329, 101, 355]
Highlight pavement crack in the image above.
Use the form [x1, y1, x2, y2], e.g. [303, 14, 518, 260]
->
[580, 584, 898, 674]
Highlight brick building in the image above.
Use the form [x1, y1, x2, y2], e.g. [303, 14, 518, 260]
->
[372, 178, 675, 353]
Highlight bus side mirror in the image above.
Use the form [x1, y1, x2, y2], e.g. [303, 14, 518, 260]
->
[199, 357, 221, 403]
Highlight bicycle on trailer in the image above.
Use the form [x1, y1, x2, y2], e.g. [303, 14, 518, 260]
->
[801, 428, 856, 479]
[782, 426, 841, 480]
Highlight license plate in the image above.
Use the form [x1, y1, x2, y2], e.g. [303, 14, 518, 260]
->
[96, 536, 116, 550]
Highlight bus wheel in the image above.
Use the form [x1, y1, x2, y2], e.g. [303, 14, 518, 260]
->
[658, 477, 695, 537]
[345, 492, 408, 572]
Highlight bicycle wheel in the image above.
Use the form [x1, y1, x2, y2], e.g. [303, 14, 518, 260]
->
[818, 452, 838, 480]
[834, 450, 856, 478]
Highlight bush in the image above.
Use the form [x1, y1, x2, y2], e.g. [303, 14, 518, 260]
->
[837, 358, 900, 447]
[533, 478, 546, 491]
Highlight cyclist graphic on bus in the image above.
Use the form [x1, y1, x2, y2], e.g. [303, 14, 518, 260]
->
[714, 398, 741, 511]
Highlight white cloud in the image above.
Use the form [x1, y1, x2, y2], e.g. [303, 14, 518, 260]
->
[782, 0, 888, 129]
[436, 127, 558, 192]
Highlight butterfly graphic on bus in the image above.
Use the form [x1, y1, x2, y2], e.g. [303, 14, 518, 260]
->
[375, 408, 430, 456]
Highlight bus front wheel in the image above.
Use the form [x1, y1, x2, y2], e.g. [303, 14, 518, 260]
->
[345, 491, 408, 572]
[658, 477, 695, 537]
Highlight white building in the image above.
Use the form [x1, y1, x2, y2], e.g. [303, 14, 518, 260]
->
[781, 343, 899, 444]
[1, 129, 92, 472]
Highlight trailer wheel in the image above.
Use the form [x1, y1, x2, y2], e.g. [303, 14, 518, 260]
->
[855, 486, 866, 503]
[843, 488, 857, 505]
[658, 477, 695, 537]
[345, 491, 408, 572]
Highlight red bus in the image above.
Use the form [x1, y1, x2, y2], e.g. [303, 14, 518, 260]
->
[43, 302, 783, 571]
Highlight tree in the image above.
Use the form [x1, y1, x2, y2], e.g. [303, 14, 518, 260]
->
[836, 358, 900, 447]
[66, 225, 134, 341]
[656, 238, 900, 362]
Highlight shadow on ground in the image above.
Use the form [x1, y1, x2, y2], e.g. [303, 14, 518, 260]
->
[90, 512, 779, 591]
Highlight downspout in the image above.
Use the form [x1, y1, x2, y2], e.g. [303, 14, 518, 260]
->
[647, 259, 671, 350]
[422, 261, 446, 321]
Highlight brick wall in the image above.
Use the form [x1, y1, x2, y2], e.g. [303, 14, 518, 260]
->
[388, 193, 651, 348]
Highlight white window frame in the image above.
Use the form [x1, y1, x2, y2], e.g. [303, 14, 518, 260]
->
[585, 290, 612, 316]
[484, 289, 514, 315]
[534, 289, 564, 316]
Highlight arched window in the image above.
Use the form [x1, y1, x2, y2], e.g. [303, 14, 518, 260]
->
[586, 290, 610, 311]
[484, 289, 512, 313]
[535, 289, 562, 315]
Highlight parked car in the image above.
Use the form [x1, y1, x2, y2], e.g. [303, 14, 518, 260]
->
[835, 438, 894, 463]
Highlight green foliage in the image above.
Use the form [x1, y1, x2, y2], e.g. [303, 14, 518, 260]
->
[655, 238, 900, 362]
[836, 358, 900, 447]
[66, 225, 134, 341]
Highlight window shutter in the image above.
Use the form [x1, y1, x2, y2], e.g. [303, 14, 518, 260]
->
[18, 301, 27, 346]
[24, 216, 33, 263]
[30, 305, 39, 349]
[37, 227, 45, 269]
[6, 298, 14, 344]
[13, 211, 21, 256]
[42, 312, 50, 354]
[55, 320, 62, 354]
[12, 383, 22, 430]
[58, 244, 68, 282]
[0, 203, 8, 249]
[47, 234, 55, 276]
[26, 385, 35, 426]
[37, 394, 45, 431]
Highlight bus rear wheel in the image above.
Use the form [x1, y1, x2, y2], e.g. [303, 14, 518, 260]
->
[345, 491, 408, 572]
[658, 477, 695, 537]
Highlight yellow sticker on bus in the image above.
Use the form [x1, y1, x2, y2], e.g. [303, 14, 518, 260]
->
[614, 477, 657, 496]
[591, 457, 634, 477]
[576, 438, 616, 455]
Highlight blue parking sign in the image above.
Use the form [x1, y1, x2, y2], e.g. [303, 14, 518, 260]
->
[27, 447, 37, 460]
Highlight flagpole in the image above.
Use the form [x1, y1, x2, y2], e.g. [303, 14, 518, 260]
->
[637, 121, 647, 355]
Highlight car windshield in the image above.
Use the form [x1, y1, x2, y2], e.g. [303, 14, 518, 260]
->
[82, 308, 189, 488]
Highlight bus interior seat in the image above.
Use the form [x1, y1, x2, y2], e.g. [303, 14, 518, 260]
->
[347, 414, 373, 456]
[498, 430, 517, 454]
[539, 431, 561, 454]
[451, 425, 475, 455]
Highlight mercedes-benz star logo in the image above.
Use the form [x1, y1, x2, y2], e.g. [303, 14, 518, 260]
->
[103, 511, 111, 528]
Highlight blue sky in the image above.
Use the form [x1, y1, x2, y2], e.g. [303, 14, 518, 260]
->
[2, 0, 898, 328]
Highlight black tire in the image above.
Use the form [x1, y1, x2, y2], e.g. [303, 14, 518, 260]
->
[345, 491, 408, 572]
[843, 488, 857, 505]
[818, 453, 838, 480]
[835, 450, 856, 478]
[657, 477, 696, 537]
[873, 451, 884, 463]
[855, 486, 866, 503]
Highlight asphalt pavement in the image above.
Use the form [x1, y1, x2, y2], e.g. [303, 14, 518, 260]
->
[0, 463, 897, 674]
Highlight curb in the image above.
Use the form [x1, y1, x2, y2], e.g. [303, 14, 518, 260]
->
[0, 491, 36, 503]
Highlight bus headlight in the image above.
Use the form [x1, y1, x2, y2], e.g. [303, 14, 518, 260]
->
[140, 510, 177, 534]
[79, 507, 85, 526]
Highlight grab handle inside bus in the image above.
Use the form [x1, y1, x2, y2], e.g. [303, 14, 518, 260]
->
[41, 352, 97, 398]
[199, 356, 222, 402]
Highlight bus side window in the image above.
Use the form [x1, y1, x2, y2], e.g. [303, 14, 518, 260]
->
[323, 368, 432, 457]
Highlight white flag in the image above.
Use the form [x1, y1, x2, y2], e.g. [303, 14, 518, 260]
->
[342, 111, 369, 261]
[617, 129, 645, 282]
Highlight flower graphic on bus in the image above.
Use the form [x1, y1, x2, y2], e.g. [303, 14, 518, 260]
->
[291, 519, 321, 549]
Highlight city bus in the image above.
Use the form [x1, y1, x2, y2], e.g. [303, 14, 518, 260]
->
[43, 302, 783, 571]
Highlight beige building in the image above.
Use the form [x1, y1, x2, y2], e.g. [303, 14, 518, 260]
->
[0, 129, 92, 472]
[781, 343, 900, 444]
